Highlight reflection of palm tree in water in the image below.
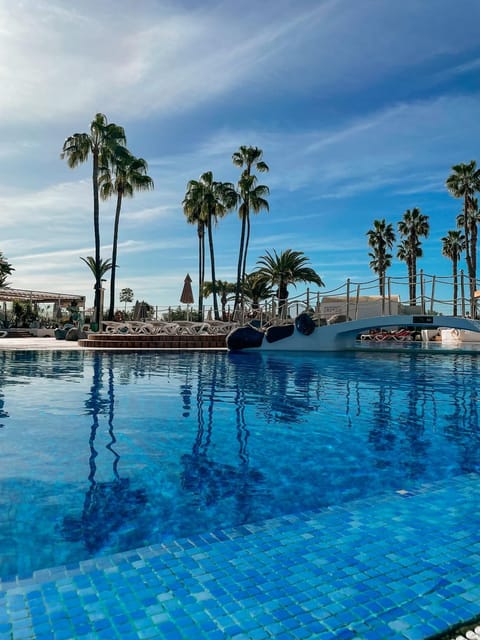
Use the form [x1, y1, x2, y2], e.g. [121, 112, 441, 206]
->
[62, 354, 146, 553]
[444, 356, 480, 473]
[180, 353, 264, 520]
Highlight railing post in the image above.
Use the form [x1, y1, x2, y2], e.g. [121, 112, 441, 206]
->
[461, 270, 466, 317]
[420, 269, 425, 313]
[430, 276, 436, 314]
[346, 278, 350, 320]
[355, 285, 360, 320]
[387, 277, 391, 315]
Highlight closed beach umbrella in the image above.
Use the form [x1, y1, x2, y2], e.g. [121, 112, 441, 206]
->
[180, 274, 194, 305]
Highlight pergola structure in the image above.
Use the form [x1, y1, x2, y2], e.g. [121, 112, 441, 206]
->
[0, 287, 85, 307]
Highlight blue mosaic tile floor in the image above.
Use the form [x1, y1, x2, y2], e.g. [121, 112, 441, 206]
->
[1, 474, 479, 640]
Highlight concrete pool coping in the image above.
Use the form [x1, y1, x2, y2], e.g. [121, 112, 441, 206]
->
[1, 339, 480, 639]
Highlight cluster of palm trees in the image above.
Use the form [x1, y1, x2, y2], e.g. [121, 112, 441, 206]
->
[61, 113, 154, 324]
[201, 250, 324, 319]
[183, 147, 325, 320]
[367, 208, 429, 306]
[182, 146, 270, 320]
[367, 160, 480, 316]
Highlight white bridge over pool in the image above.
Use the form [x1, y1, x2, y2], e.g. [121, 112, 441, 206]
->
[227, 314, 480, 352]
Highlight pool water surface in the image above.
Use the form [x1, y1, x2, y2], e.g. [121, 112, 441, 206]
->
[1, 349, 480, 581]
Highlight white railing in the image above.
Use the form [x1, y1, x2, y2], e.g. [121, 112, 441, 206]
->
[106, 272, 479, 332]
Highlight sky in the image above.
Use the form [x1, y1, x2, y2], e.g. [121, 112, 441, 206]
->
[2, 0, 480, 313]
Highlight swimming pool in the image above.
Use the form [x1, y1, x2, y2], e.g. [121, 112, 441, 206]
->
[1, 348, 480, 580]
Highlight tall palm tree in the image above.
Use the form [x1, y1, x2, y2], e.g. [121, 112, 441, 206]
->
[99, 149, 154, 320]
[61, 113, 126, 325]
[235, 174, 269, 309]
[456, 197, 480, 315]
[446, 161, 480, 314]
[183, 171, 237, 319]
[366, 219, 395, 297]
[441, 230, 465, 316]
[183, 198, 206, 321]
[397, 208, 429, 306]
[254, 249, 324, 317]
[232, 146, 269, 310]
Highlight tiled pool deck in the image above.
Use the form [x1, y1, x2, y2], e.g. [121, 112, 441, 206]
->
[1, 340, 480, 639]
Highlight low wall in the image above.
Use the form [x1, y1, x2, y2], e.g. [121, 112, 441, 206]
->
[78, 333, 228, 349]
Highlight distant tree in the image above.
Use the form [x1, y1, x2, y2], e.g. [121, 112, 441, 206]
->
[61, 113, 126, 325]
[366, 219, 395, 297]
[232, 146, 269, 309]
[119, 287, 134, 312]
[254, 249, 324, 316]
[202, 280, 236, 319]
[441, 230, 465, 316]
[99, 149, 154, 320]
[0, 252, 14, 287]
[397, 208, 429, 306]
[446, 161, 480, 312]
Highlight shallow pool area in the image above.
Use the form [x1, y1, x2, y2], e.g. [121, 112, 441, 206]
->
[1, 348, 480, 639]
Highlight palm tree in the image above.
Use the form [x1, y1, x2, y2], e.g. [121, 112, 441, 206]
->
[183, 171, 237, 319]
[254, 249, 324, 317]
[232, 146, 269, 310]
[441, 230, 465, 316]
[202, 280, 235, 319]
[80, 256, 112, 279]
[456, 197, 480, 315]
[61, 113, 126, 325]
[366, 219, 395, 297]
[99, 149, 154, 320]
[446, 161, 480, 313]
[0, 252, 14, 288]
[80, 256, 112, 327]
[242, 272, 274, 311]
[397, 208, 429, 306]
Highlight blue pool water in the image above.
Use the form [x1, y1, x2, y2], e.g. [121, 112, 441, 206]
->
[1, 348, 480, 580]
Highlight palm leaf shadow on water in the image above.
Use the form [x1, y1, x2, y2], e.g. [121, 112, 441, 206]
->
[180, 353, 267, 525]
[61, 354, 147, 554]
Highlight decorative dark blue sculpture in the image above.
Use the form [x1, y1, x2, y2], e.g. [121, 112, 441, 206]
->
[226, 326, 264, 351]
[265, 324, 294, 343]
[295, 313, 316, 336]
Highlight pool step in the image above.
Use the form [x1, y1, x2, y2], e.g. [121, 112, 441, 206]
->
[78, 333, 228, 349]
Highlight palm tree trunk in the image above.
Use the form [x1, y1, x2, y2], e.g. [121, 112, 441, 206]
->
[108, 193, 123, 320]
[453, 259, 458, 316]
[206, 217, 220, 320]
[234, 216, 247, 311]
[241, 214, 251, 296]
[198, 223, 205, 321]
[278, 282, 288, 317]
[92, 151, 101, 327]
[470, 219, 477, 316]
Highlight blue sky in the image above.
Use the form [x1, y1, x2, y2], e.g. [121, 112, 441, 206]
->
[2, 0, 480, 311]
